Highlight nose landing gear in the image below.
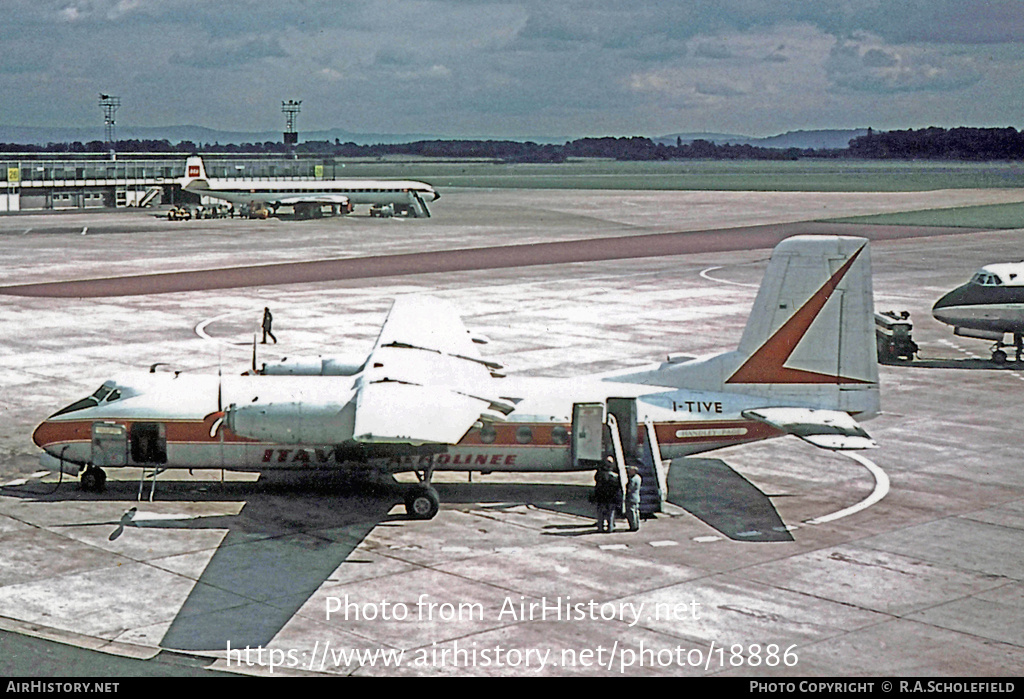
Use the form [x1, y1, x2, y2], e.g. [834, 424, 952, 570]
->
[990, 333, 1023, 365]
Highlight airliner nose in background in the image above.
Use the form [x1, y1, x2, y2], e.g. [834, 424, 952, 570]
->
[180, 155, 439, 219]
[932, 261, 1024, 363]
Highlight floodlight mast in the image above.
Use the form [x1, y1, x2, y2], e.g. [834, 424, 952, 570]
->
[282, 99, 301, 148]
[99, 94, 120, 159]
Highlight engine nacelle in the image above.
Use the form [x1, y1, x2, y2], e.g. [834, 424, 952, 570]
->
[260, 354, 366, 376]
[226, 400, 356, 444]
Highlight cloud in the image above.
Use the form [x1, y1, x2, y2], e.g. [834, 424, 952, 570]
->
[846, 0, 1024, 45]
[695, 81, 747, 97]
[694, 42, 735, 60]
[169, 37, 288, 69]
[826, 35, 984, 93]
[1, 1, 1022, 138]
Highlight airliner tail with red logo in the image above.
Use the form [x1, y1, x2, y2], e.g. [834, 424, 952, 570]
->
[611, 235, 878, 419]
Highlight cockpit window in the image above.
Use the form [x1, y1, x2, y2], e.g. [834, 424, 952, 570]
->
[971, 273, 1003, 286]
[50, 383, 121, 417]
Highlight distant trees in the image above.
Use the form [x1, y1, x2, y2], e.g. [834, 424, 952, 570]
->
[2, 127, 1022, 161]
[848, 127, 1024, 160]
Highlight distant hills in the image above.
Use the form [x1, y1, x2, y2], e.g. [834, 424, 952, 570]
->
[654, 129, 871, 150]
[0, 125, 868, 150]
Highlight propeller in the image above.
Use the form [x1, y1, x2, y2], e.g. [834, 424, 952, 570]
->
[210, 355, 225, 438]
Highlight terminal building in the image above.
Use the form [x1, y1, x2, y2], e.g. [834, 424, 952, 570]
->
[0, 154, 334, 212]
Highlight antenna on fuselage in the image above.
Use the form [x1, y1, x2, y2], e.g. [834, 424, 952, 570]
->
[217, 346, 223, 413]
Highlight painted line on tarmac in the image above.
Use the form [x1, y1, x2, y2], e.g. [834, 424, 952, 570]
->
[195, 309, 262, 347]
[938, 338, 1024, 382]
[805, 451, 889, 525]
[1, 471, 50, 488]
[699, 266, 759, 288]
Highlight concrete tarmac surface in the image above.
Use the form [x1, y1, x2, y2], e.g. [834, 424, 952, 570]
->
[1, 188, 1023, 676]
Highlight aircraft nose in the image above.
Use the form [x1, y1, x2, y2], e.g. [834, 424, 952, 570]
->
[32, 419, 85, 453]
[32, 420, 51, 449]
[931, 284, 968, 325]
[32, 420, 67, 454]
[932, 289, 954, 311]
[932, 291, 953, 322]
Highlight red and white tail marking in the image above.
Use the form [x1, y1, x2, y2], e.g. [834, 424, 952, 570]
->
[727, 244, 871, 385]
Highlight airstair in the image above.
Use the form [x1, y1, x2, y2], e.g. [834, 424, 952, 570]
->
[572, 400, 669, 516]
[638, 419, 668, 515]
[138, 186, 162, 207]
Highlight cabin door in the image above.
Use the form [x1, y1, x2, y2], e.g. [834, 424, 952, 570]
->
[91, 421, 128, 467]
[571, 402, 605, 468]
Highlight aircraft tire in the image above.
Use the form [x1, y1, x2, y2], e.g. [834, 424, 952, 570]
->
[81, 466, 106, 492]
[405, 486, 440, 520]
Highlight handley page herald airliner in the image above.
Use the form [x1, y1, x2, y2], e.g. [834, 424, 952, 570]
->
[33, 235, 879, 519]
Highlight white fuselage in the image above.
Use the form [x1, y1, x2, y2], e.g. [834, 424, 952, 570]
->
[185, 178, 439, 214]
[33, 372, 784, 475]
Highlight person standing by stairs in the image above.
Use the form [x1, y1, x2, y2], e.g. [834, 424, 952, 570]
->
[625, 465, 642, 532]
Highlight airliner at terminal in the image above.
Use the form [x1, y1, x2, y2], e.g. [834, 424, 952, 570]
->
[180, 155, 439, 218]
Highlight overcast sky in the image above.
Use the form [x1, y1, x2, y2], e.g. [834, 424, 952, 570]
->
[3, 0, 1023, 139]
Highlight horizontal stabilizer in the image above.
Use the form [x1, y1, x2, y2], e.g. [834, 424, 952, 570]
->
[742, 407, 876, 450]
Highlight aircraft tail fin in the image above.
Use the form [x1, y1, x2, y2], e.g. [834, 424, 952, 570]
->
[181, 155, 209, 189]
[618, 235, 879, 417]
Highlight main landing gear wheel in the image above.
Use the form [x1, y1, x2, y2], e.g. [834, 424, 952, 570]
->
[80, 466, 106, 492]
[405, 486, 440, 520]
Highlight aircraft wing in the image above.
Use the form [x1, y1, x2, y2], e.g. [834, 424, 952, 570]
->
[274, 194, 351, 206]
[353, 296, 511, 445]
[741, 407, 876, 450]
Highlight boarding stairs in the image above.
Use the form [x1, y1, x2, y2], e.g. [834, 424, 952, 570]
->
[138, 186, 163, 208]
[637, 419, 668, 515]
[605, 402, 669, 516]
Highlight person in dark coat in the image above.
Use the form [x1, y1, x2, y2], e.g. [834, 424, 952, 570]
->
[625, 465, 642, 531]
[594, 456, 622, 533]
[262, 307, 277, 344]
